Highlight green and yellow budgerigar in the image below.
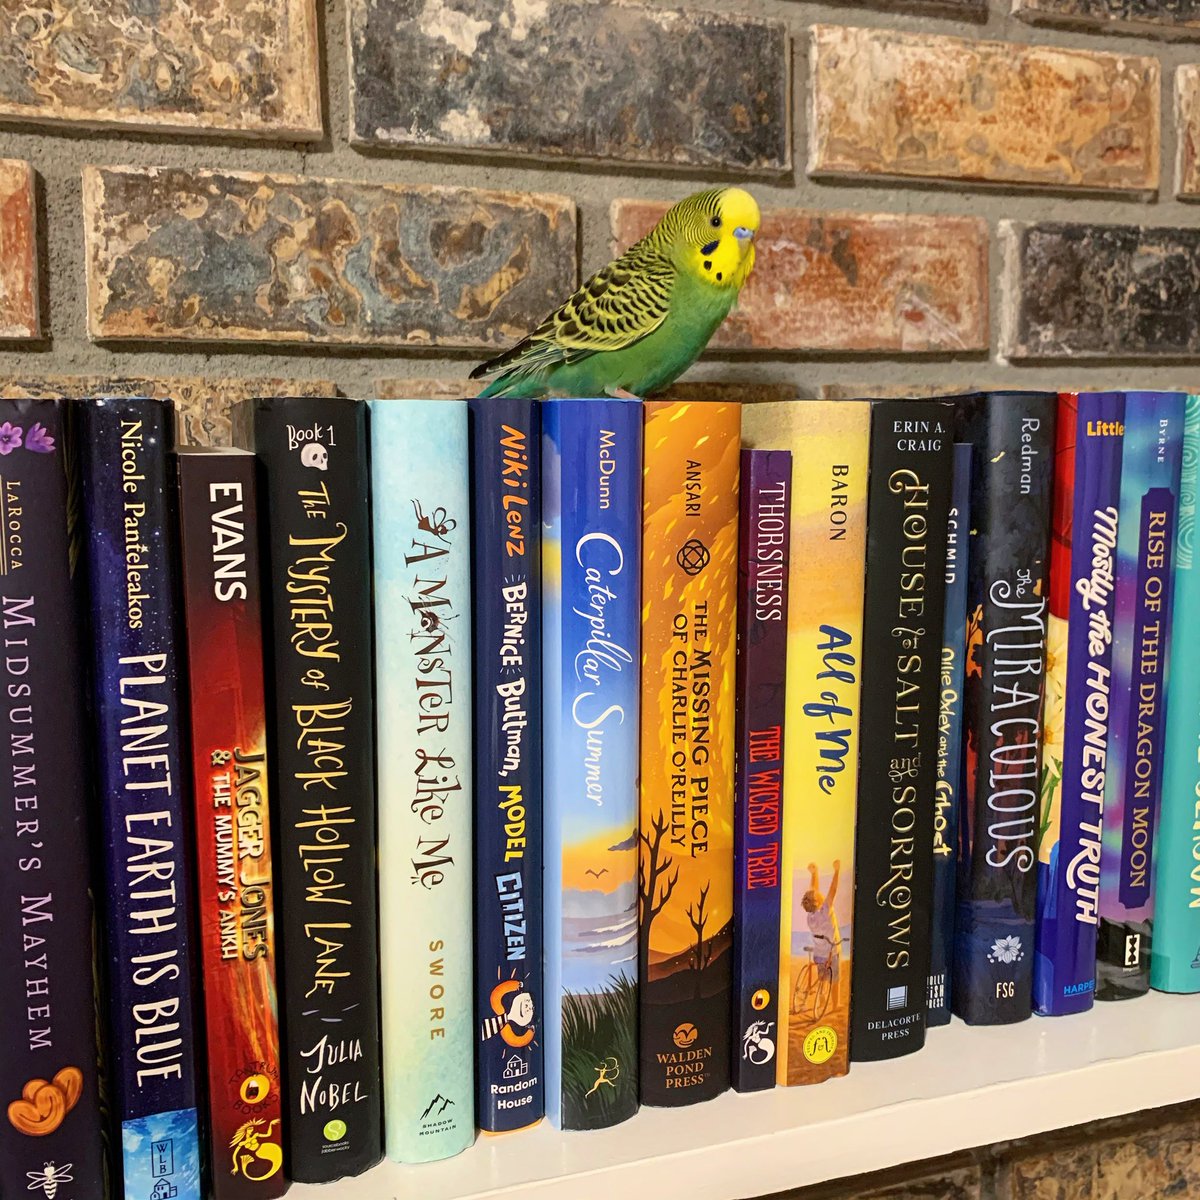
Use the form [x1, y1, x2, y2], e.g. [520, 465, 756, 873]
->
[470, 186, 760, 399]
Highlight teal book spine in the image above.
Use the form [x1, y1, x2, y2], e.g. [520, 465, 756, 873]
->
[1152, 394, 1200, 992]
[370, 400, 475, 1160]
[542, 398, 641, 1131]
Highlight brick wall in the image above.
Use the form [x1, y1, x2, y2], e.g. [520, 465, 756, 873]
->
[1, 0, 1199, 1194]
[2, 0, 1200, 426]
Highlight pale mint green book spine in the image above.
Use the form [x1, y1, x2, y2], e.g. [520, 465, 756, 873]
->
[370, 399, 475, 1159]
[1152, 394, 1200, 993]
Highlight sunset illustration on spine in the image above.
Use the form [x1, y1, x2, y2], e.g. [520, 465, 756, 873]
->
[741, 401, 869, 1085]
[542, 398, 642, 1131]
[177, 450, 284, 1198]
[638, 400, 740, 1106]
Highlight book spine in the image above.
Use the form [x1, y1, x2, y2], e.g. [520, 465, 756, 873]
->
[1152, 394, 1200, 993]
[238, 397, 382, 1181]
[370, 400, 475, 1161]
[0, 399, 106, 1200]
[78, 397, 202, 1199]
[369, 401, 474, 1159]
[469, 398, 543, 1132]
[731, 449, 791, 1093]
[542, 398, 641, 1131]
[928, 443, 973, 1027]
[177, 452, 285, 1197]
[851, 399, 954, 1061]
[743, 401, 869, 1086]
[1033, 392, 1125, 1016]
[638, 400, 739, 1108]
[1098, 391, 1186, 1000]
[952, 392, 1057, 1026]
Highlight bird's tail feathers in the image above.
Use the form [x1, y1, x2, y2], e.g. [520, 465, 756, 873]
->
[469, 334, 538, 382]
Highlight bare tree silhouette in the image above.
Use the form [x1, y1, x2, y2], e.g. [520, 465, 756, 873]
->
[687, 881, 712, 994]
[638, 810, 678, 986]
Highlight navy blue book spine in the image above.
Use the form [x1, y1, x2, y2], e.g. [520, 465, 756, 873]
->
[928, 443, 973, 1027]
[78, 397, 202, 1200]
[732, 449, 791, 1091]
[952, 392, 1057, 1026]
[469, 397, 544, 1132]
[0, 398, 106, 1199]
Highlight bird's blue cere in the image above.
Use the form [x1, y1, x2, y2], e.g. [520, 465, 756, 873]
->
[734, 226, 755, 243]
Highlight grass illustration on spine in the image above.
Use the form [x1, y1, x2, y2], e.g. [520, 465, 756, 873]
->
[560, 977, 639, 1129]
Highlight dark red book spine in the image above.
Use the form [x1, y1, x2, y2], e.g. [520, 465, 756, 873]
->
[178, 449, 286, 1198]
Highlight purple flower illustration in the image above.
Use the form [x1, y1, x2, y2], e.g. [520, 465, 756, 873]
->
[0, 423, 23, 455]
[24, 423, 54, 453]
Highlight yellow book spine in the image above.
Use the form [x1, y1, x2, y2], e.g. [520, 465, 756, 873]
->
[638, 399, 740, 1106]
[743, 400, 870, 1085]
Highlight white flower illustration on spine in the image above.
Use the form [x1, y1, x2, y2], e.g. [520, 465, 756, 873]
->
[988, 935, 1024, 965]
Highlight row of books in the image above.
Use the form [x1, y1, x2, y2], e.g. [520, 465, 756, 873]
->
[1, 390, 1198, 1200]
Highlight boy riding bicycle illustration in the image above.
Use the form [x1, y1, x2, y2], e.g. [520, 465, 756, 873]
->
[791, 860, 843, 1019]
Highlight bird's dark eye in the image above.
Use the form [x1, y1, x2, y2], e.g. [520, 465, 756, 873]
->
[710, 216, 721, 228]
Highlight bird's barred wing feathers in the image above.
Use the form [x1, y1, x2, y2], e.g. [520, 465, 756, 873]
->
[470, 241, 674, 382]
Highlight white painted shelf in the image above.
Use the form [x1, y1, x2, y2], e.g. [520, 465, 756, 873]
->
[301, 990, 1200, 1200]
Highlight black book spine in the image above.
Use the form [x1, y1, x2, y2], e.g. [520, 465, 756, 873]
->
[952, 392, 1057, 1025]
[234, 397, 382, 1181]
[0, 399, 106, 1198]
[850, 400, 954, 1061]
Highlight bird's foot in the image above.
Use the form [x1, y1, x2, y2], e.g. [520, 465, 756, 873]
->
[604, 386, 642, 400]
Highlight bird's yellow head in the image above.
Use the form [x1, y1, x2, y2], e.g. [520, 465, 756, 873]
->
[662, 186, 760, 292]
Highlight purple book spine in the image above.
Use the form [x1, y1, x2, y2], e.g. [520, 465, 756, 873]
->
[1097, 391, 1186, 1000]
[732, 449, 791, 1092]
[1033, 392, 1125, 1016]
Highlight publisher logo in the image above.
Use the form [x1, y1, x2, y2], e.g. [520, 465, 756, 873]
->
[1125, 934, 1141, 968]
[886, 985, 908, 1011]
[988, 936, 1024, 965]
[673, 1022, 699, 1048]
[419, 1095, 455, 1123]
[239, 1074, 272, 1107]
[322, 1118, 347, 1142]
[741, 1021, 776, 1066]
[751, 987, 771, 1011]
[676, 538, 710, 577]
[803, 1026, 838, 1065]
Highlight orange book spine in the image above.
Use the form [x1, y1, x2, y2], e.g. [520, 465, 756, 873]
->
[638, 399, 740, 1107]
